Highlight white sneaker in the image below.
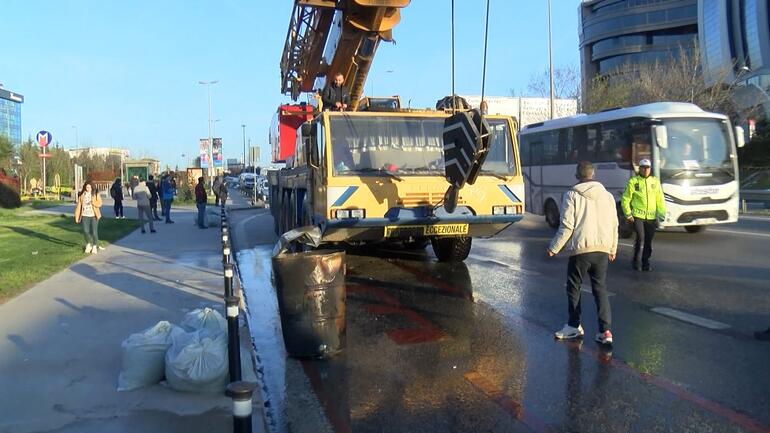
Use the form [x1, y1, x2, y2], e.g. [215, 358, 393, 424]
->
[91, 245, 98, 255]
[84, 243, 92, 253]
[554, 324, 584, 340]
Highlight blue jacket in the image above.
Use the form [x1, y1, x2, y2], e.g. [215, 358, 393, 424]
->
[160, 177, 175, 200]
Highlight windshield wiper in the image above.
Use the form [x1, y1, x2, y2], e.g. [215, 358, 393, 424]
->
[356, 168, 404, 181]
[479, 169, 508, 180]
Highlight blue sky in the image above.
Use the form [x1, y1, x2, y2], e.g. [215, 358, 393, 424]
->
[2, 0, 580, 169]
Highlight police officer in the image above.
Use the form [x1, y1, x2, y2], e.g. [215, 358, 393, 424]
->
[621, 159, 665, 271]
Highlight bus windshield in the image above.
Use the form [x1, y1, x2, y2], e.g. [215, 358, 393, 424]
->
[659, 119, 734, 179]
[329, 115, 516, 176]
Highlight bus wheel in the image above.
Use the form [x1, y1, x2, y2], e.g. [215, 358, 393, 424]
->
[431, 236, 472, 262]
[685, 225, 705, 233]
[545, 200, 560, 229]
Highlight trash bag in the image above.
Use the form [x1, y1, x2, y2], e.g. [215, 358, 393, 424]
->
[117, 321, 181, 391]
[271, 225, 323, 257]
[165, 328, 228, 393]
[181, 307, 227, 335]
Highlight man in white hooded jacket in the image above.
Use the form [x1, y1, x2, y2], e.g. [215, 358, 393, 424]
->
[548, 161, 618, 345]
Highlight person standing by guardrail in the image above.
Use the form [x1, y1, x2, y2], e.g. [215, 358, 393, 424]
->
[621, 159, 665, 272]
[195, 176, 208, 229]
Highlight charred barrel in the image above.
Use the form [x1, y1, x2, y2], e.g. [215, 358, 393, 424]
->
[271, 250, 346, 358]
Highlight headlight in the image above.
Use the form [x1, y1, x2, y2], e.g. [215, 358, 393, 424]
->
[335, 209, 365, 219]
[493, 206, 504, 215]
[350, 209, 365, 218]
[505, 206, 516, 214]
[335, 209, 350, 219]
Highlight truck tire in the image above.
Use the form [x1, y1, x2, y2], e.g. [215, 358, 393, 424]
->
[685, 225, 705, 233]
[431, 236, 472, 262]
[545, 199, 560, 229]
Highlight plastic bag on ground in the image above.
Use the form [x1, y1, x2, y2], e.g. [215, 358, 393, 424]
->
[181, 307, 227, 335]
[165, 328, 228, 393]
[118, 320, 181, 391]
[272, 225, 322, 257]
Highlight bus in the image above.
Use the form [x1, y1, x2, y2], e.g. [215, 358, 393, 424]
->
[519, 102, 745, 235]
[268, 108, 525, 262]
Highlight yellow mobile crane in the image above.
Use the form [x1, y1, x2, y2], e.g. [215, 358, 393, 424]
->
[268, 0, 525, 262]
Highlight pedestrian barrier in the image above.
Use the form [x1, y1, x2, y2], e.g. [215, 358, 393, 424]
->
[219, 206, 257, 433]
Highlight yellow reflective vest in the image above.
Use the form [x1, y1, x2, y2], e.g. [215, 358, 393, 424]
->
[621, 174, 665, 220]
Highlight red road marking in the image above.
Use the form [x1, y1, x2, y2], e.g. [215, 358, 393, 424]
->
[397, 261, 770, 433]
[301, 360, 352, 433]
[348, 281, 446, 345]
[390, 260, 471, 299]
[465, 371, 555, 433]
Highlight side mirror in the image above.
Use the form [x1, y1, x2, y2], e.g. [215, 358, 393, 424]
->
[735, 126, 746, 148]
[653, 125, 668, 149]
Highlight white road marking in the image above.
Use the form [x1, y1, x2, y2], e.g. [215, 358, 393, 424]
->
[467, 254, 541, 276]
[738, 215, 770, 222]
[619, 242, 633, 248]
[651, 307, 731, 330]
[709, 228, 770, 238]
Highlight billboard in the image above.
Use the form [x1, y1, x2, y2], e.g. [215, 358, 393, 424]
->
[199, 138, 210, 168]
[213, 137, 223, 168]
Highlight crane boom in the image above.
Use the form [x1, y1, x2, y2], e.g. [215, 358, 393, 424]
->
[280, 0, 410, 110]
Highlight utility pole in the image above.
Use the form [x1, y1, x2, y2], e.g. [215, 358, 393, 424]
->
[241, 124, 246, 171]
[547, 0, 555, 119]
[199, 80, 219, 189]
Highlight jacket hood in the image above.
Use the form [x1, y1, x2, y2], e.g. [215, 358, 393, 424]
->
[573, 181, 608, 201]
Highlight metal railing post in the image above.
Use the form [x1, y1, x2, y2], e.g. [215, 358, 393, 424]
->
[226, 295, 242, 382]
[226, 381, 255, 433]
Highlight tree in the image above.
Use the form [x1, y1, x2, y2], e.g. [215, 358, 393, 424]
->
[48, 144, 74, 187]
[17, 137, 41, 192]
[584, 45, 738, 118]
[526, 65, 582, 103]
[0, 135, 12, 172]
[738, 118, 770, 167]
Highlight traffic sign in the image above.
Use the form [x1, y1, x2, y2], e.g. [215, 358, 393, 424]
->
[37, 131, 52, 147]
[443, 109, 490, 188]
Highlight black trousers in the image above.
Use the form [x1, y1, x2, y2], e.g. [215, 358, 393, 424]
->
[113, 199, 123, 217]
[150, 198, 160, 219]
[633, 218, 657, 266]
[566, 252, 611, 333]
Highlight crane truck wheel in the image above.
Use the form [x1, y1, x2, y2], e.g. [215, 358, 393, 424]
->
[545, 199, 560, 229]
[431, 236, 472, 262]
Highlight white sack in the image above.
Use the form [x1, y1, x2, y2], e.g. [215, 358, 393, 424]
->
[181, 307, 227, 335]
[117, 321, 180, 391]
[165, 329, 228, 393]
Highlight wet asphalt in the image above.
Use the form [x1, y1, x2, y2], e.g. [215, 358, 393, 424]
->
[226, 188, 770, 433]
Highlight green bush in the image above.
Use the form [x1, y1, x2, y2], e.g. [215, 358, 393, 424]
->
[0, 182, 22, 208]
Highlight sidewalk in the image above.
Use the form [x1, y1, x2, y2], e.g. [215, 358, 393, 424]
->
[0, 204, 266, 433]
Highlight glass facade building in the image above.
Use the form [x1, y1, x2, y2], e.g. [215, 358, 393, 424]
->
[0, 88, 24, 148]
[579, 0, 699, 80]
[699, 0, 770, 117]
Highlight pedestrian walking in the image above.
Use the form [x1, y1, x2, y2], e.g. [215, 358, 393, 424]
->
[549, 161, 618, 345]
[109, 177, 124, 219]
[621, 159, 665, 271]
[195, 176, 208, 229]
[147, 174, 161, 221]
[159, 173, 175, 224]
[213, 175, 222, 207]
[74, 181, 103, 255]
[133, 178, 156, 234]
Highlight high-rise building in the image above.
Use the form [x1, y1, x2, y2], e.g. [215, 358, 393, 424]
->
[579, 0, 699, 82]
[0, 86, 24, 147]
[699, 0, 770, 116]
[579, 0, 770, 117]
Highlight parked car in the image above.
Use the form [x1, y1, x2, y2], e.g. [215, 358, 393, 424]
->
[239, 173, 256, 191]
[740, 169, 770, 207]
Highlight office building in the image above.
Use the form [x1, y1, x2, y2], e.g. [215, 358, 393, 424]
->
[579, 0, 699, 81]
[0, 86, 24, 147]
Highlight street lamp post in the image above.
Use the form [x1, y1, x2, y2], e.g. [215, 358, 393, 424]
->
[199, 80, 219, 189]
[241, 124, 246, 170]
[547, 0, 555, 119]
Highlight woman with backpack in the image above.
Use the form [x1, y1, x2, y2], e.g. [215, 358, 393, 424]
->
[110, 178, 124, 219]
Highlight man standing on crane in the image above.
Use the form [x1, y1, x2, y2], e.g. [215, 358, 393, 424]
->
[321, 73, 350, 111]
